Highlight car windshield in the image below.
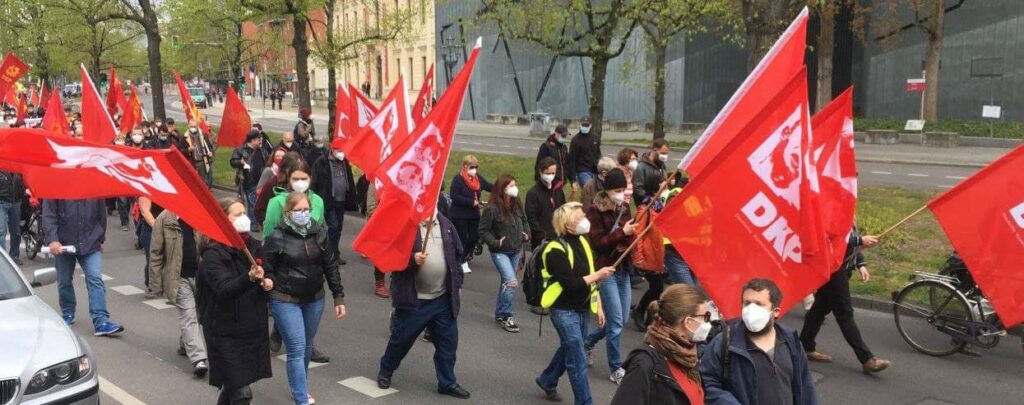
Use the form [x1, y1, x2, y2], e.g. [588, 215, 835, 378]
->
[0, 256, 30, 300]
[189, 88, 204, 97]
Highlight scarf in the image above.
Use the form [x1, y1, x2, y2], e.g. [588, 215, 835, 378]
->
[644, 320, 701, 383]
[283, 215, 311, 237]
[461, 168, 480, 192]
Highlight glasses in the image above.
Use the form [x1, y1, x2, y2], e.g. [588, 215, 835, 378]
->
[467, 166, 479, 170]
[689, 312, 712, 323]
[291, 208, 311, 214]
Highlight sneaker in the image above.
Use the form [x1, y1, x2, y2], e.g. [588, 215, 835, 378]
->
[585, 346, 594, 366]
[862, 358, 891, 374]
[94, 321, 125, 336]
[307, 394, 315, 404]
[310, 347, 330, 363]
[535, 378, 562, 402]
[500, 317, 520, 333]
[609, 368, 625, 385]
[192, 360, 208, 377]
[62, 314, 75, 326]
[269, 329, 282, 352]
[121, 225, 129, 232]
[461, 262, 472, 274]
[144, 290, 159, 299]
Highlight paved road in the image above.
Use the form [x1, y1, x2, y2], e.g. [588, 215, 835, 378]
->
[150, 98, 981, 191]
[13, 201, 1024, 404]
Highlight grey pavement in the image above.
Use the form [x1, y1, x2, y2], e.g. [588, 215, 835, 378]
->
[12, 194, 1024, 404]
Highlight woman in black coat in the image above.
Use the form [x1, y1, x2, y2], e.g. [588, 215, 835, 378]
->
[449, 155, 493, 269]
[197, 197, 273, 405]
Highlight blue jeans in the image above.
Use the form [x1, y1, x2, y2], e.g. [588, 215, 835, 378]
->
[55, 251, 109, 328]
[245, 187, 258, 225]
[585, 269, 630, 372]
[139, 223, 152, 289]
[665, 246, 700, 287]
[538, 309, 592, 405]
[324, 204, 345, 258]
[577, 172, 595, 187]
[0, 200, 21, 260]
[271, 297, 325, 405]
[490, 251, 521, 320]
[380, 294, 459, 391]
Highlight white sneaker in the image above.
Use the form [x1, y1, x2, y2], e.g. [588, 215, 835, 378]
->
[609, 368, 625, 385]
[802, 294, 815, 311]
[461, 262, 472, 273]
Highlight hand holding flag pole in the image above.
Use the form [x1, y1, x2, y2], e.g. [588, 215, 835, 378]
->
[610, 170, 681, 269]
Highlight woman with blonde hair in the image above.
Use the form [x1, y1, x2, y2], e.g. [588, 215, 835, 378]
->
[611, 284, 711, 405]
[449, 154, 493, 273]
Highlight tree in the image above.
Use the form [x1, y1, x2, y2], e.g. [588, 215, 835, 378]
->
[308, 0, 418, 140]
[166, 0, 260, 84]
[480, 0, 640, 142]
[241, 0, 317, 111]
[637, 0, 735, 138]
[737, 0, 804, 71]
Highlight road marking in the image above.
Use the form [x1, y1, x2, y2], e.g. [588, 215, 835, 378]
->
[142, 299, 174, 310]
[275, 354, 328, 368]
[110, 285, 145, 296]
[870, 171, 891, 175]
[99, 375, 146, 405]
[944, 175, 967, 180]
[907, 173, 929, 177]
[79, 273, 114, 281]
[937, 185, 955, 189]
[338, 376, 398, 398]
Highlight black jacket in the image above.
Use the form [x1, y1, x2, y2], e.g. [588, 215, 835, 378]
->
[390, 214, 464, 318]
[569, 131, 601, 174]
[196, 238, 272, 389]
[42, 199, 106, 256]
[525, 183, 566, 249]
[230, 145, 263, 190]
[478, 203, 530, 254]
[535, 136, 575, 186]
[0, 170, 25, 202]
[612, 346, 694, 405]
[311, 155, 357, 210]
[449, 173, 492, 220]
[262, 221, 344, 305]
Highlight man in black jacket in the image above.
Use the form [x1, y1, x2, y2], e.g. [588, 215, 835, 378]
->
[0, 170, 25, 265]
[525, 157, 566, 250]
[569, 117, 601, 186]
[230, 131, 266, 227]
[534, 125, 576, 197]
[377, 212, 470, 400]
[312, 144, 356, 265]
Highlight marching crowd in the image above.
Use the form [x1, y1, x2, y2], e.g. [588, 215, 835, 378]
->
[0, 103, 896, 405]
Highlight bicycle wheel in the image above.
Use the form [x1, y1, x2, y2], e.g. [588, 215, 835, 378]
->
[25, 216, 41, 260]
[894, 280, 975, 356]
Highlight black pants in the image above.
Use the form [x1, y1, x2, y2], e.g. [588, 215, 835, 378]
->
[451, 218, 479, 261]
[800, 268, 874, 363]
[374, 268, 384, 282]
[636, 272, 665, 323]
[216, 385, 252, 405]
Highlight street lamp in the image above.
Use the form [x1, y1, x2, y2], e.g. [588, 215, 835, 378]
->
[441, 33, 460, 87]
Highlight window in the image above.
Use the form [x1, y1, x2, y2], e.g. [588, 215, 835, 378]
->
[422, 56, 427, 80]
[409, 57, 414, 89]
[396, 58, 401, 85]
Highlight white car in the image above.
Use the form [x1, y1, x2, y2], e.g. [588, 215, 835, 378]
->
[0, 249, 99, 404]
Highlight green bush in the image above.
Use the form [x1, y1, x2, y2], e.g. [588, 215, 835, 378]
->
[854, 118, 1024, 139]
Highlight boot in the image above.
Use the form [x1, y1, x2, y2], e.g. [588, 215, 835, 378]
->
[374, 280, 390, 298]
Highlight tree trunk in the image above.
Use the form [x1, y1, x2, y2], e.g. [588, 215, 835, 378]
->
[325, 0, 337, 141]
[144, 25, 166, 120]
[652, 39, 667, 140]
[922, 0, 944, 122]
[588, 57, 609, 148]
[292, 14, 312, 111]
[746, 26, 775, 72]
[814, 6, 836, 112]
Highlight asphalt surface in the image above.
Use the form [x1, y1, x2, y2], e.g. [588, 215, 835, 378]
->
[14, 199, 1024, 405]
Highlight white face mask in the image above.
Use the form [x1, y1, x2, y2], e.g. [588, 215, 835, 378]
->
[610, 191, 625, 205]
[284, 141, 293, 148]
[741, 303, 772, 333]
[506, 186, 519, 198]
[687, 317, 713, 343]
[189, 128, 199, 133]
[334, 151, 345, 160]
[291, 179, 310, 193]
[467, 168, 477, 177]
[574, 217, 591, 235]
[658, 153, 669, 163]
[628, 160, 638, 171]
[556, 136, 567, 144]
[540, 173, 556, 185]
[131, 134, 144, 144]
[232, 215, 251, 233]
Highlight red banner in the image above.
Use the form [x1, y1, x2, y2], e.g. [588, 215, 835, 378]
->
[331, 84, 355, 148]
[0, 128, 246, 250]
[105, 66, 128, 117]
[217, 86, 251, 147]
[0, 53, 28, 105]
[41, 88, 69, 136]
[654, 68, 829, 318]
[120, 85, 143, 135]
[811, 87, 858, 270]
[80, 64, 118, 144]
[928, 145, 1024, 326]
[173, 70, 211, 133]
[40, 83, 49, 108]
[411, 64, 434, 125]
[342, 76, 413, 178]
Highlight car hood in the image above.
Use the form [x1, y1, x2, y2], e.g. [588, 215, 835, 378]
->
[0, 296, 81, 379]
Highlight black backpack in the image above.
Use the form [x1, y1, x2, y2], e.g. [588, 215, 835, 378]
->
[521, 241, 548, 308]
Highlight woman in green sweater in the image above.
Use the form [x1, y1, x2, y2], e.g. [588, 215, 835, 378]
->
[263, 160, 325, 238]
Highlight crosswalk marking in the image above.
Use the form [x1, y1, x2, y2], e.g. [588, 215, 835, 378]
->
[338, 376, 398, 399]
[944, 175, 967, 180]
[870, 171, 891, 175]
[111, 285, 145, 296]
[142, 299, 174, 310]
[78, 273, 114, 281]
[275, 354, 328, 369]
[99, 375, 146, 405]
[907, 173, 929, 177]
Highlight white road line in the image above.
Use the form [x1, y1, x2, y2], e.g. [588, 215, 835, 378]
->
[338, 376, 398, 398]
[907, 173, 929, 177]
[142, 299, 174, 310]
[79, 273, 114, 281]
[937, 185, 955, 189]
[99, 375, 146, 405]
[110, 285, 145, 296]
[945, 175, 967, 180]
[870, 171, 891, 175]
[275, 354, 328, 368]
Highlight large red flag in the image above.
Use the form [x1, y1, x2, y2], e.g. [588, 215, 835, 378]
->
[0, 53, 28, 105]
[218, 86, 252, 147]
[348, 83, 379, 126]
[173, 70, 211, 133]
[120, 85, 143, 135]
[679, 8, 808, 177]
[15, 92, 27, 122]
[41, 88, 69, 136]
[80, 64, 118, 144]
[0, 128, 246, 250]
[105, 66, 128, 117]
[654, 68, 829, 318]
[928, 145, 1024, 326]
[411, 64, 434, 125]
[342, 76, 414, 177]
[810, 87, 858, 270]
[330, 84, 356, 148]
[40, 83, 49, 108]
[353, 39, 482, 272]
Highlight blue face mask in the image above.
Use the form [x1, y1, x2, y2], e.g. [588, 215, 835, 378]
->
[291, 210, 311, 226]
[580, 126, 590, 134]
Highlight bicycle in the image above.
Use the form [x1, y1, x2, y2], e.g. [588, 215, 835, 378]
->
[20, 198, 43, 260]
[892, 252, 1022, 356]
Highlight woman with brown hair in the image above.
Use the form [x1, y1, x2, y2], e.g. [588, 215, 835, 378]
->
[478, 174, 530, 333]
[611, 284, 711, 405]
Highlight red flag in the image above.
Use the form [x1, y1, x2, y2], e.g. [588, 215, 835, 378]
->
[411, 64, 434, 125]
[174, 70, 211, 133]
[810, 87, 858, 270]
[28, 85, 39, 107]
[342, 76, 414, 177]
[217, 86, 252, 147]
[41, 88, 69, 136]
[15, 92, 27, 122]
[0, 128, 246, 250]
[40, 83, 49, 108]
[4, 87, 18, 108]
[679, 8, 808, 177]
[80, 65, 118, 144]
[928, 145, 1024, 326]
[105, 66, 128, 117]
[654, 68, 829, 318]
[120, 85, 143, 135]
[353, 39, 482, 272]
[0, 53, 28, 105]
[331, 84, 354, 147]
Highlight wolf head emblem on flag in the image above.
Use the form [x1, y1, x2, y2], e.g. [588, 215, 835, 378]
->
[47, 139, 177, 195]
[748, 107, 803, 208]
[386, 124, 444, 214]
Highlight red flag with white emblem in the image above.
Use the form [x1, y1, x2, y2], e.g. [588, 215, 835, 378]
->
[353, 39, 481, 272]
[341, 76, 414, 178]
[654, 68, 830, 318]
[811, 87, 858, 270]
[0, 53, 27, 104]
[106, 66, 128, 117]
[80, 64, 118, 144]
[411, 64, 434, 125]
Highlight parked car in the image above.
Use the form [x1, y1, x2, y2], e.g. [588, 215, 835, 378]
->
[187, 86, 208, 108]
[0, 249, 99, 405]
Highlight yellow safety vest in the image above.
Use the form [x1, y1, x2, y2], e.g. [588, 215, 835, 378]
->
[540, 236, 599, 313]
[662, 187, 683, 245]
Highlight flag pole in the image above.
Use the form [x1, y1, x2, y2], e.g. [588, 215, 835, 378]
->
[877, 204, 929, 239]
[609, 169, 681, 269]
